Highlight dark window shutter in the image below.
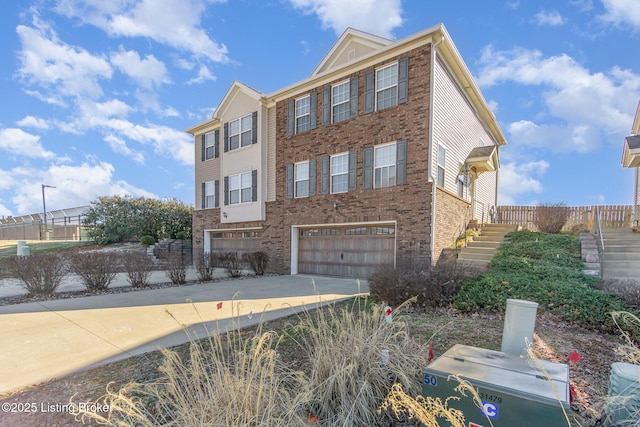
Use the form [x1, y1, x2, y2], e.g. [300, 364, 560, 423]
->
[286, 164, 294, 199]
[309, 159, 317, 196]
[214, 180, 219, 208]
[310, 91, 317, 130]
[224, 176, 229, 206]
[348, 150, 357, 191]
[252, 169, 258, 201]
[223, 122, 229, 152]
[287, 100, 295, 136]
[200, 135, 206, 161]
[398, 57, 409, 104]
[201, 182, 206, 209]
[251, 111, 258, 144]
[321, 156, 330, 194]
[349, 76, 358, 118]
[363, 147, 373, 189]
[214, 130, 220, 158]
[322, 87, 331, 126]
[396, 140, 407, 185]
[364, 70, 374, 114]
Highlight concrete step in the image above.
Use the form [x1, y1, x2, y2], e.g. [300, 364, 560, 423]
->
[467, 240, 502, 248]
[474, 235, 505, 242]
[602, 260, 640, 269]
[456, 259, 490, 268]
[603, 269, 640, 279]
[604, 252, 640, 261]
[482, 225, 517, 232]
[603, 245, 640, 253]
[583, 269, 601, 277]
[459, 247, 497, 255]
[458, 253, 495, 262]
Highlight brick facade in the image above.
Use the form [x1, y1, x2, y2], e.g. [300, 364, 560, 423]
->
[433, 187, 471, 264]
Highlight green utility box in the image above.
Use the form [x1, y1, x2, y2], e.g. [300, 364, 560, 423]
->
[422, 344, 571, 426]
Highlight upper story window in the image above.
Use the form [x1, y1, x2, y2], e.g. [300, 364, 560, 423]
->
[204, 181, 217, 208]
[437, 145, 446, 187]
[295, 161, 310, 198]
[364, 57, 408, 114]
[376, 63, 398, 111]
[296, 96, 311, 133]
[331, 153, 348, 194]
[332, 81, 350, 124]
[228, 172, 253, 205]
[204, 132, 216, 160]
[229, 114, 252, 150]
[374, 143, 397, 188]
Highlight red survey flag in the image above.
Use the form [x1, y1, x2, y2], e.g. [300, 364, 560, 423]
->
[217, 301, 223, 310]
[428, 344, 435, 362]
[568, 350, 582, 364]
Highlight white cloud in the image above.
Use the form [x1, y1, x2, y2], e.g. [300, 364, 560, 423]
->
[104, 134, 145, 164]
[533, 9, 566, 26]
[287, 0, 403, 39]
[58, 99, 194, 165]
[55, 0, 230, 62]
[477, 46, 640, 151]
[600, 0, 640, 30]
[186, 65, 217, 85]
[110, 48, 170, 89]
[16, 15, 112, 100]
[498, 160, 549, 205]
[0, 128, 56, 159]
[6, 161, 157, 214]
[16, 115, 50, 130]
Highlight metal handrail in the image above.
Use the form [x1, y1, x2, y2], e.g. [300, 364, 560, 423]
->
[594, 206, 605, 278]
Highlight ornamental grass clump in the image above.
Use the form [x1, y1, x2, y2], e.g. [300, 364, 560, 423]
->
[289, 297, 429, 426]
[74, 316, 308, 426]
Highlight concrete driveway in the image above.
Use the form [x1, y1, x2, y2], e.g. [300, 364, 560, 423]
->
[0, 275, 368, 395]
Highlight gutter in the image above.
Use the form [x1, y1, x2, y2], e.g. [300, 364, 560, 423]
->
[429, 35, 445, 268]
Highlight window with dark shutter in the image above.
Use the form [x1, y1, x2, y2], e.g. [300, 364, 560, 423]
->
[287, 100, 295, 136]
[224, 176, 229, 205]
[309, 91, 317, 130]
[349, 76, 359, 118]
[201, 135, 206, 162]
[398, 57, 409, 104]
[201, 182, 206, 208]
[322, 87, 331, 126]
[364, 71, 374, 114]
[214, 180, 219, 208]
[252, 170, 258, 201]
[223, 123, 229, 152]
[309, 159, 316, 196]
[251, 111, 258, 144]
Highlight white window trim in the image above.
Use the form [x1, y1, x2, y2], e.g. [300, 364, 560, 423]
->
[204, 131, 216, 160]
[331, 80, 350, 124]
[295, 95, 311, 134]
[375, 62, 398, 111]
[294, 161, 310, 198]
[228, 171, 253, 205]
[330, 152, 349, 194]
[374, 141, 397, 189]
[204, 181, 216, 208]
[229, 114, 252, 151]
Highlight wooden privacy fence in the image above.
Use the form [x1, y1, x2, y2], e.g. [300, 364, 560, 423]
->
[495, 205, 637, 231]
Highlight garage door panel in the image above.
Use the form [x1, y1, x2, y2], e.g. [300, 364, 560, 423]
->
[298, 226, 394, 278]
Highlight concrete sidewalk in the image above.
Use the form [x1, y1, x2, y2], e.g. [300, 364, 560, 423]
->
[0, 274, 368, 394]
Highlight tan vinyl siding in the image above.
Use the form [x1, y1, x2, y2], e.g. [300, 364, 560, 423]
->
[432, 55, 498, 220]
[267, 106, 276, 202]
[194, 133, 221, 210]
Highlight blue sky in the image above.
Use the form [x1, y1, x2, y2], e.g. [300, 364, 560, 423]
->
[1, 0, 639, 217]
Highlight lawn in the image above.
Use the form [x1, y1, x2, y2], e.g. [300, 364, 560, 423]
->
[0, 240, 91, 258]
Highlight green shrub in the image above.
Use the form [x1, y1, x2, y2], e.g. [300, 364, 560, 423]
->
[140, 235, 155, 246]
[452, 231, 629, 329]
[175, 231, 187, 240]
[242, 251, 270, 276]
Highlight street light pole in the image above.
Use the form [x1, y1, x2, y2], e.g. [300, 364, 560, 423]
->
[42, 184, 56, 241]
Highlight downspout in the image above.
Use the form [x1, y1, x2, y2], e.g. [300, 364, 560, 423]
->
[428, 34, 445, 267]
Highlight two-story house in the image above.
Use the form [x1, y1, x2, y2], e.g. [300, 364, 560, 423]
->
[187, 24, 507, 277]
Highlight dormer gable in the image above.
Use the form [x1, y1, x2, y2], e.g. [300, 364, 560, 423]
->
[215, 81, 264, 120]
[311, 28, 392, 77]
